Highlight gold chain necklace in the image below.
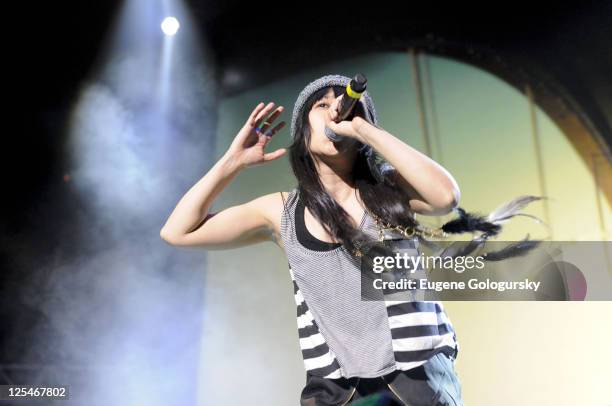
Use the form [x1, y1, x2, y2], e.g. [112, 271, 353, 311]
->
[367, 209, 448, 241]
[351, 207, 448, 258]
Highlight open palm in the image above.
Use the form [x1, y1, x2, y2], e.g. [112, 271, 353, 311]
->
[227, 101, 287, 169]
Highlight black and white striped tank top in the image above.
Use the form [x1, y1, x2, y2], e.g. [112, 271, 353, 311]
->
[280, 188, 459, 379]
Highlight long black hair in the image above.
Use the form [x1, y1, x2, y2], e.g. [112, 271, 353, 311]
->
[288, 84, 547, 263]
[288, 85, 420, 254]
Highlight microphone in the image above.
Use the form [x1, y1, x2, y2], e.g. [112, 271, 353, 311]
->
[325, 73, 368, 142]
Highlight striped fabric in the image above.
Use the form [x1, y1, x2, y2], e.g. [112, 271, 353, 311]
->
[290, 268, 344, 378]
[281, 188, 459, 379]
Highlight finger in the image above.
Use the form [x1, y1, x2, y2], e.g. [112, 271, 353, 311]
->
[263, 135, 273, 147]
[326, 121, 340, 135]
[255, 131, 268, 146]
[260, 106, 284, 132]
[250, 102, 274, 129]
[333, 94, 343, 109]
[263, 121, 285, 137]
[253, 102, 276, 128]
[256, 121, 284, 140]
[256, 104, 277, 131]
[263, 148, 287, 162]
[330, 97, 342, 121]
[248, 102, 266, 124]
[262, 131, 274, 147]
[330, 97, 338, 110]
[329, 108, 337, 121]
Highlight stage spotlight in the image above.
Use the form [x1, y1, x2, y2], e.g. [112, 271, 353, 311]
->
[161, 16, 180, 36]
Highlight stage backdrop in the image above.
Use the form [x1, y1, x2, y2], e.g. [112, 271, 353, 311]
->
[198, 51, 612, 405]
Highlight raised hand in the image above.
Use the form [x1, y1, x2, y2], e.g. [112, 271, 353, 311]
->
[326, 95, 370, 143]
[226, 101, 287, 169]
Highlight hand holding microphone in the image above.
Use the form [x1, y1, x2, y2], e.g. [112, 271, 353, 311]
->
[325, 73, 369, 142]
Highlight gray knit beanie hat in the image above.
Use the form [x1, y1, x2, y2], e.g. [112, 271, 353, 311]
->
[289, 74, 380, 140]
[289, 74, 394, 179]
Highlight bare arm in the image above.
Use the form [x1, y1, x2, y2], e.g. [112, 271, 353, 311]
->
[359, 125, 460, 215]
[160, 101, 287, 248]
[327, 96, 460, 216]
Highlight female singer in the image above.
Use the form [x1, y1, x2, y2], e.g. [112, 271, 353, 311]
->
[161, 74, 472, 405]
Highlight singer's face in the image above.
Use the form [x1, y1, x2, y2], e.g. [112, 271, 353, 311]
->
[307, 88, 359, 156]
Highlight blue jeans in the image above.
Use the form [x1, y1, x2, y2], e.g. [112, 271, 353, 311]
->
[300, 352, 464, 406]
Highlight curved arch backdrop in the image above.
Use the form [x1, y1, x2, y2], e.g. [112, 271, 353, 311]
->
[200, 51, 611, 405]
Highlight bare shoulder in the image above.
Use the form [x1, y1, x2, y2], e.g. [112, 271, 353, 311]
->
[252, 190, 292, 250]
